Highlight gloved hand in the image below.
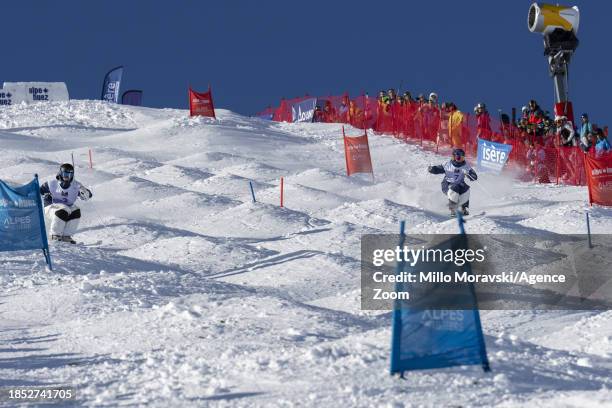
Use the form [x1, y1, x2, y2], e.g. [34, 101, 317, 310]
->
[465, 169, 477, 181]
[78, 186, 92, 201]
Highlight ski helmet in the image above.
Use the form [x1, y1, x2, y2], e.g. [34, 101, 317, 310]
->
[452, 148, 465, 161]
[429, 92, 438, 101]
[58, 163, 74, 183]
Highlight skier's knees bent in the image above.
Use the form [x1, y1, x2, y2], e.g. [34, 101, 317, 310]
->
[64, 218, 80, 236]
[447, 189, 470, 206]
[44, 204, 81, 236]
[54, 209, 70, 222]
[64, 208, 81, 236]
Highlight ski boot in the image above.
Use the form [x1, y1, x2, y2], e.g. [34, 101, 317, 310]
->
[51, 235, 63, 242]
[61, 236, 77, 244]
[448, 200, 457, 217]
[461, 201, 470, 216]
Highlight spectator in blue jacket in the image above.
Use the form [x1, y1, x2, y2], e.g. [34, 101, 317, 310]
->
[595, 129, 611, 155]
[579, 113, 593, 151]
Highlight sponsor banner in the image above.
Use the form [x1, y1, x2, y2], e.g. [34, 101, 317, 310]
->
[291, 98, 317, 123]
[0, 177, 50, 265]
[585, 153, 612, 206]
[343, 127, 373, 176]
[389, 226, 489, 375]
[101, 66, 123, 103]
[477, 138, 512, 174]
[189, 86, 216, 118]
[0, 88, 19, 106]
[121, 89, 143, 106]
[1, 82, 69, 104]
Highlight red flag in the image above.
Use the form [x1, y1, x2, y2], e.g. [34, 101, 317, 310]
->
[189, 86, 216, 118]
[585, 153, 612, 206]
[343, 126, 373, 176]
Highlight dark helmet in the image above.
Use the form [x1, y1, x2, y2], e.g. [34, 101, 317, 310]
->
[452, 148, 466, 160]
[58, 163, 74, 184]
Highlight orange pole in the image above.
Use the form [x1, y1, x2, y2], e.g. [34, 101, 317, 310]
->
[88, 149, 93, 169]
[280, 177, 284, 207]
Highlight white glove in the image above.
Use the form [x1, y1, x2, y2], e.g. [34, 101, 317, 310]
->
[78, 186, 92, 201]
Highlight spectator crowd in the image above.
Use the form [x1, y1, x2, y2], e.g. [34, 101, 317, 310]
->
[261, 89, 611, 185]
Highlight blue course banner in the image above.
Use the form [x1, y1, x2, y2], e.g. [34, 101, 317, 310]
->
[390, 220, 489, 375]
[101, 66, 124, 103]
[291, 98, 317, 123]
[477, 138, 513, 174]
[0, 176, 52, 268]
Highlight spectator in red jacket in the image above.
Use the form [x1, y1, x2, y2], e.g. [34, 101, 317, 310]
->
[323, 100, 337, 123]
[403, 91, 414, 104]
[527, 100, 543, 124]
[474, 103, 492, 140]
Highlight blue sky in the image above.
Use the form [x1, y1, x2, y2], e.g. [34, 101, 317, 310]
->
[3, 1, 610, 124]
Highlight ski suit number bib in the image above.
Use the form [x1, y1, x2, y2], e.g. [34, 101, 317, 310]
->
[443, 162, 470, 184]
[48, 179, 81, 206]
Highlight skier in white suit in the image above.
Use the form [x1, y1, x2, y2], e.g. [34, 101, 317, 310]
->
[39, 163, 92, 244]
[428, 148, 478, 216]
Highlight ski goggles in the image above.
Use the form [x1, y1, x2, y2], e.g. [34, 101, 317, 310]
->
[453, 153, 465, 161]
[60, 170, 74, 178]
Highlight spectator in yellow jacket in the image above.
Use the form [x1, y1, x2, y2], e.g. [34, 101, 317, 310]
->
[448, 103, 465, 148]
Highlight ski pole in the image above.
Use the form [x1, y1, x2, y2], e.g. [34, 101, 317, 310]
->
[586, 212, 593, 249]
[249, 181, 256, 203]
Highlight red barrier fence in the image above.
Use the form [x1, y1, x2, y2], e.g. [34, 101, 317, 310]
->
[260, 94, 611, 193]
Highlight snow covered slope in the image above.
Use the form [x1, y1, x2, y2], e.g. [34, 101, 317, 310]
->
[0, 101, 611, 407]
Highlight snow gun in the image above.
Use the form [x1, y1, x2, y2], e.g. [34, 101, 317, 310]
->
[527, 3, 580, 124]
